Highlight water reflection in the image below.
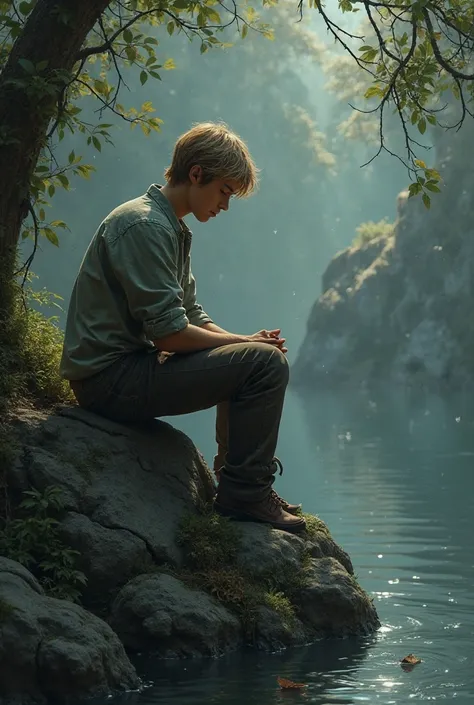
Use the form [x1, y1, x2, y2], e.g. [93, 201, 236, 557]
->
[107, 389, 474, 704]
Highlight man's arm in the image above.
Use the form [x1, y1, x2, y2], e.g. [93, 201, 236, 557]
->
[201, 322, 231, 334]
[153, 323, 246, 353]
[182, 261, 213, 327]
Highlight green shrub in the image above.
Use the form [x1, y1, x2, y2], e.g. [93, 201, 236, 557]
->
[0, 485, 87, 602]
[0, 270, 73, 413]
[352, 218, 394, 248]
[176, 506, 312, 640]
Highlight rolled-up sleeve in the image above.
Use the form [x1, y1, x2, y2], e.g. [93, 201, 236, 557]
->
[182, 259, 213, 327]
[106, 220, 189, 340]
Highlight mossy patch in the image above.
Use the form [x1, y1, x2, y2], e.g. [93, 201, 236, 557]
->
[352, 218, 394, 248]
[299, 511, 331, 541]
[0, 270, 73, 414]
[176, 506, 313, 641]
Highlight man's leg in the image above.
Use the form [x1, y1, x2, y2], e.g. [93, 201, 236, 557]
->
[71, 342, 304, 531]
[212, 400, 301, 514]
[213, 401, 228, 480]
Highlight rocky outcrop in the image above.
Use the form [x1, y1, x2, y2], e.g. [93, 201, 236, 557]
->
[0, 557, 139, 705]
[292, 122, 474, 393]
[109, 572, 242, 658]
[2, 404, 380, 702]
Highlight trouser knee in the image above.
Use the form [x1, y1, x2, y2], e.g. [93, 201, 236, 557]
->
[252, 343, 289, 387]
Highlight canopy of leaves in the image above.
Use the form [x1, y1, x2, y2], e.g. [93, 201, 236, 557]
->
[306, 0, 474, 206]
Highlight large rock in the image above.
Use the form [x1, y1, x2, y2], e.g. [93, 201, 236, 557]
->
[0, 557, 138, 704]
[8, 405, 215, 608]
[292, 121, 474, 393]
[109, 572, 242, 658]
[3, 404, 379, 676]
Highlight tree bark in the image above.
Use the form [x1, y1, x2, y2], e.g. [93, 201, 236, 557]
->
[0, 0, 110, 279]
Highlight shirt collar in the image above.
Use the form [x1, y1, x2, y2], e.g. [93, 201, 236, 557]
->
[146, 183, 191, 237]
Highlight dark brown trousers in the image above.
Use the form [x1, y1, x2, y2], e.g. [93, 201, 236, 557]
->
[70, 342, 289, 501]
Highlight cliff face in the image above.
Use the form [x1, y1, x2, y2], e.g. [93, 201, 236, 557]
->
[292, 122, 474, 393]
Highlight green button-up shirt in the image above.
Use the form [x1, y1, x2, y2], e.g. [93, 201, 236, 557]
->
[60, 184, 212, 381]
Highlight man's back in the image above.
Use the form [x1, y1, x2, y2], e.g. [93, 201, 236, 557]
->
[60, 184, 200, 381]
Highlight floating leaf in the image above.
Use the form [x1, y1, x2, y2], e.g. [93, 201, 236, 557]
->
[400, 653, 422, 670]
[277, 676, 307, 690]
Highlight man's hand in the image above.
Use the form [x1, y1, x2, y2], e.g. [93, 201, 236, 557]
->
[248, 328, 287, 354]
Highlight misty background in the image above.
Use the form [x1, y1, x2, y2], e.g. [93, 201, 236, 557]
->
[30, 1, 409, 358]
[21, 4, 474, 701]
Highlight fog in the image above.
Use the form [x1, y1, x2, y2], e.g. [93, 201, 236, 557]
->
[30, 1, 410, 361]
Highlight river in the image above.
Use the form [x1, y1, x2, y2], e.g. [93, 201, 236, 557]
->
[99, 385, 474, 705]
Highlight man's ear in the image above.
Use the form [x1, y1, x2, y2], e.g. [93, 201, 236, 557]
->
[189, 165, 203, 185]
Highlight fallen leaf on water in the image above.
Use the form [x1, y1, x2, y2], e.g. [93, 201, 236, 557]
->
[277, 676, 307, 690]
[400, 653, 422, 670]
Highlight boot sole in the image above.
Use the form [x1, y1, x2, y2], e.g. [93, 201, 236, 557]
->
[214, 501, 306, 534]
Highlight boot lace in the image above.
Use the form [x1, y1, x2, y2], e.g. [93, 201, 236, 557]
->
[268, 457, 289, 508]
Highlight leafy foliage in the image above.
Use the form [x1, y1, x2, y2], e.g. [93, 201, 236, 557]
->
[0, 485, 87, 602]
[307, 0, 474, 205]
[0, 0, 273, 271]
[0, 272, 73, 409]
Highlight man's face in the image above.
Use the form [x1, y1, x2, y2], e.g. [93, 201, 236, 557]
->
[188, 166, 240, 223]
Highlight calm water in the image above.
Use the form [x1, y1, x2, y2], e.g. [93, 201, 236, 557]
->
[111, 387, 474, 705]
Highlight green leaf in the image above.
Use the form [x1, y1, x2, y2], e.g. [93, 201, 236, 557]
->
[123, 28, 133, 43]
[408, 182, 422, 197]
[92, 136, 101, 152]
[364, 85, 383, 99]
[167, 21, 175, 36]
[56, 174, 69, 189]
[417, 117, 427, 134]
[19, 1, 32, 14]
[18, 58, 35, 74]
[140, 70, 148, 85]
[241, 24, 248, 39]
[43, 227, 59, 246]
[422, 193, 431, 209]
[125, 46, 137, 62]
[425, 181, 441, 193]
[414, 159, 426, 168]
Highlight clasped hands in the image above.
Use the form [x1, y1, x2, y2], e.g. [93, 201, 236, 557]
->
[248, 328, 287, 354]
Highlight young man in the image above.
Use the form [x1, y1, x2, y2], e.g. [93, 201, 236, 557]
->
[60, 122, 305, 533]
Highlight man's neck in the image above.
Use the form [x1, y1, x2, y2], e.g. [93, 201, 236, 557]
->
[160, 183, 190, 220]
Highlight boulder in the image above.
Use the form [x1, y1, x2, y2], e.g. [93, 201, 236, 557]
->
[8, 405, 215, 609]
[109, 572, 242, 658]
[0, 557, 138, 705]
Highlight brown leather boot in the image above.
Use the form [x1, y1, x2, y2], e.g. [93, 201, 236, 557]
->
[214, 465, 302, 515]
[214, 490, 306, 534]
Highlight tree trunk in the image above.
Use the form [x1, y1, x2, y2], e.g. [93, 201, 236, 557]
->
[0, 0, 110, 281]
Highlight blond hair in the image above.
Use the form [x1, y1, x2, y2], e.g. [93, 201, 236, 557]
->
[164, 122, 259, 197]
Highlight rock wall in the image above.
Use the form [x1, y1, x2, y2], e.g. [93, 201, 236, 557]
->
[292, 121, 474, 393]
